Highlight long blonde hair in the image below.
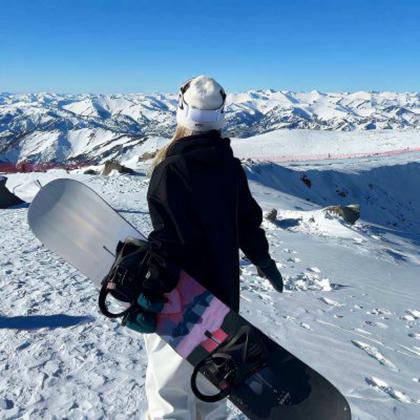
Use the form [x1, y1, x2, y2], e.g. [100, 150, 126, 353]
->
[148, 125, 196, 175]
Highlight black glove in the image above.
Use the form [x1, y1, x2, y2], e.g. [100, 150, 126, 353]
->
[257, 258, 283, 293]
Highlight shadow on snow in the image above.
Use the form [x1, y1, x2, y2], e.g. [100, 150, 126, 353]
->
[0, 314, 95, 330]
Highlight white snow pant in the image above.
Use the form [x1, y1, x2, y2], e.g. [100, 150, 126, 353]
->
[144, 333, 227, 420]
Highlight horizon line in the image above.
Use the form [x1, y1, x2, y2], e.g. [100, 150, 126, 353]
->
[1, 88, 420, 96]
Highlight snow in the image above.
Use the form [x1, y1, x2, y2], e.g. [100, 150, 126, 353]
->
[1, 130, 420, 418]
[231, 129, 420, 162]
[2, 90, 420, 165]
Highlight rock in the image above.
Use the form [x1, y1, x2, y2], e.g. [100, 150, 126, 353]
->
[83, 169, 98, 175]
[301, 174, 312, 188]
[336, 188, 348, 197]
[102, 160, 136, 176]
[325, 204, 360, 225]
[138, 151, 157, 161]
[264, 208, 277, 222]
[0, 176, 25, 208]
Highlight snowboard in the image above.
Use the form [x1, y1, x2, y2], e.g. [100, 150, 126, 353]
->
[28, 178, 351, 420]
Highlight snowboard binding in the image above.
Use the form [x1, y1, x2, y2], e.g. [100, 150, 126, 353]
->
[98, 237, 150, 318]
[191, 325, 269, 402]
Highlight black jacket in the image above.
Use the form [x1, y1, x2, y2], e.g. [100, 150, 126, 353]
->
[145, 131, 270, 312]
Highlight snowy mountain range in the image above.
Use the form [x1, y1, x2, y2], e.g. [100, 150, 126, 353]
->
[1, 90, 420, 164]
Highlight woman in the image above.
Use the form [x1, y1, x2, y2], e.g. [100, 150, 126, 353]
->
[127, 76, 283, 419]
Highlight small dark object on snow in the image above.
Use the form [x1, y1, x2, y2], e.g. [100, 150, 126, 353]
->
[102, 160, 136, 176]
[0, 176, 25, 208]
[301, 174, 312, 188]
[325, 204, 360, 225]
[336, 188, 347, 198]
[265, 208, 277, 222]
[84, 169, 98, 175]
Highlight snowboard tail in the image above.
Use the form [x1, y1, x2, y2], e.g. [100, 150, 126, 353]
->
[28, 179, 351, 420]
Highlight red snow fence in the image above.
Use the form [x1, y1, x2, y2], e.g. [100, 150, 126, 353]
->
[0, 162, 83, 173]
[249, 147, 420, 163]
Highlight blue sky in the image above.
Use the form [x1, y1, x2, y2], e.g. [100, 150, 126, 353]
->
[1, 0, 419, 93]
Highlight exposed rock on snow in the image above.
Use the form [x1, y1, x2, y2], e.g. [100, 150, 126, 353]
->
[264, 208, 278, 222]
[102, 160, 136, 176]
[244, 159, 420, 234]
[268, 207, 361, 239]
[83, 168, 99, 175]
[301, 174, 312, 188]
[138, 150, 157, 161]
[324, 204, 360, 225]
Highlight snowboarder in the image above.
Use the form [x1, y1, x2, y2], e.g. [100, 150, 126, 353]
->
[125, 75, 284, 419]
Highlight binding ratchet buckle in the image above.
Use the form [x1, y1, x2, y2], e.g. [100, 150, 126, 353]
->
[191, 325, 268, 402]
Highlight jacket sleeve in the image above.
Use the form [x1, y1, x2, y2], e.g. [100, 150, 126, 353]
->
[145, 162, 198, 294]
[236, 161, 271, 266]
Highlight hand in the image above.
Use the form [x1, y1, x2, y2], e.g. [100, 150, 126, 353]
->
[124, 292, 166, 334]
[257, 259, 284, 293]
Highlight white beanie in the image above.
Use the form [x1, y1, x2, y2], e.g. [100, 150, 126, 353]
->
[176, 75, 226, 132]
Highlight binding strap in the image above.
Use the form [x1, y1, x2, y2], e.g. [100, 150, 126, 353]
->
[191, 353, 233, 402]
[98, 280, 132, 318]
[98, 237, 150, 319]
[191, 325, 268, 402]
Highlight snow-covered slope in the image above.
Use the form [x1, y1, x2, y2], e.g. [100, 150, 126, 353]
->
[1, 90, 420, 164]
[1, 133, 420, 418]
[231, 129, 420, 162]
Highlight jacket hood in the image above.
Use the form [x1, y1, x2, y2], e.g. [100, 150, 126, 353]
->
[166, 131, 233, 165]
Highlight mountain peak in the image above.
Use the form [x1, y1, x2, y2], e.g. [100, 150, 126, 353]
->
[1, 90, 419, 165]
